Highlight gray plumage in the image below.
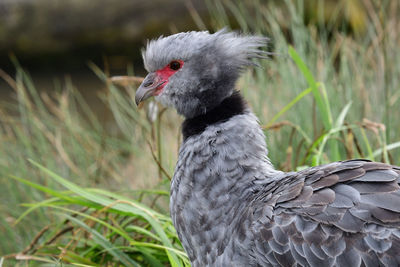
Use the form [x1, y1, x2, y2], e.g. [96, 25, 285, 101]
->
[135, 30, 400, 266]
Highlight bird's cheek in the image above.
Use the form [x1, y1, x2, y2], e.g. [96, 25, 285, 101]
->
[153, 73, 171, 95]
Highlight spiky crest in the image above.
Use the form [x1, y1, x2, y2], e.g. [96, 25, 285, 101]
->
[142, 29, 269, 72]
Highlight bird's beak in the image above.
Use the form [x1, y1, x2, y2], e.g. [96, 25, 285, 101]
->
[135, 72, 165, 105]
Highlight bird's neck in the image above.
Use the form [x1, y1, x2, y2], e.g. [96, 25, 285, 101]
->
[181, 91, 247, 140]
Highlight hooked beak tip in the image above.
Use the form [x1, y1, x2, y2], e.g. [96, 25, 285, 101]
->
[135, 95, 142, 106]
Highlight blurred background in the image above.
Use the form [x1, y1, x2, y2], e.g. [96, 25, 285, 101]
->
[0, 0, 367, 101]
[0, 0, 372, 142]
[0, 0, 208, 112]
[1, 0, 400, 265]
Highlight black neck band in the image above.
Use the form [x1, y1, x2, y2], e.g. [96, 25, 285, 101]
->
[182, 91, 247, 141]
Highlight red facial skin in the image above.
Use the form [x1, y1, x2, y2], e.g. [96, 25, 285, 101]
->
[153, 60, 184, 95]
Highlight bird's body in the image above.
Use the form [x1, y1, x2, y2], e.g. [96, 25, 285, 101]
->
[171, 92, 400, 266]
[135, 30, 400, 266]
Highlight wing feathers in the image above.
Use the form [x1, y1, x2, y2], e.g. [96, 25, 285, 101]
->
[332, 184, 361, 203]
[310, 174, 339, 190]
[353, 169, 398, 182]
[289, 242, 308, 265]
[273, 251, 296, 266]
[349, 180, 399, 194]
[360, 253, 381, 267]
[303, 244, 335, 266]
[310, 243, 328, 260]
[349, 207, 372, 221]
[302, 225, 329, 245]
[364, 235, 392, 253]
[370, 207, 400, 223]
[360, 193, 400, 212]
[334, 210, 365, 232]
[257, 159, 400, 266]
[330, 192, 354, 208]
[305, 188, 335, 205]
[268, 238, 289, 254]
[276, 181, 304, 203]
[294, 217, 318, 233]
[336, 168, 366, 182]
[321, 237, 346, 257]
[336, 248, 361, 267]
[272, 226, 289, 245]
[362, 161, 392, 170]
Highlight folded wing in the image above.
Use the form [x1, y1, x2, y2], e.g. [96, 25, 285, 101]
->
[253, 159, 400, 266]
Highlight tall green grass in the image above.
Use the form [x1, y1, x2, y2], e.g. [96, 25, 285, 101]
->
[6, 160, 188, 266]
[205, 0, 400, 169]
[1, 0, 400, 265]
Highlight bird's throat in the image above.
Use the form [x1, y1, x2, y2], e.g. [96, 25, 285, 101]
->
[181, 91, 248, 140]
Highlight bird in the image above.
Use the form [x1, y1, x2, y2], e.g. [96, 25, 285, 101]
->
[135, 29, 400, 266]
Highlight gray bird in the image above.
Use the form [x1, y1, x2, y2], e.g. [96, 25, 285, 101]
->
[135, 29, 400, 266]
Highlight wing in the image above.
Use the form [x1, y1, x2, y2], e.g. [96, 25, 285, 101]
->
[252, 159, 400, 266]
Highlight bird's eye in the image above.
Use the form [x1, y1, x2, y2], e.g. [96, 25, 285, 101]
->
[169, 61, 181, 71]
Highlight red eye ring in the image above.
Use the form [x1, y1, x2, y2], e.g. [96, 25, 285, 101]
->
[169, 60, 181, 71]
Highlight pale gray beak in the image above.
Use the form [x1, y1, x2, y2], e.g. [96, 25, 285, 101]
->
[135, 72, 164, 105]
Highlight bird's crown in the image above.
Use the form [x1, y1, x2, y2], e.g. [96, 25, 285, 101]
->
[142, 29, 269, 72]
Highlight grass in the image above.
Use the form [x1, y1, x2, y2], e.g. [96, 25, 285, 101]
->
[1, 0, 400, 265]
[6, 160, 188, 266]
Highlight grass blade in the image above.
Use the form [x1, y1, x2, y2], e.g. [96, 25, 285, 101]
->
[64, 214, 140, 267]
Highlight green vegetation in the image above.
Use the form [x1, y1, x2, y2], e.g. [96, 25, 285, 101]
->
[1, 0, 400, 266]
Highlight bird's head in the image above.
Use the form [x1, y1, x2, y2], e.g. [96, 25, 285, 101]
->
[135, 29, 268, 118]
